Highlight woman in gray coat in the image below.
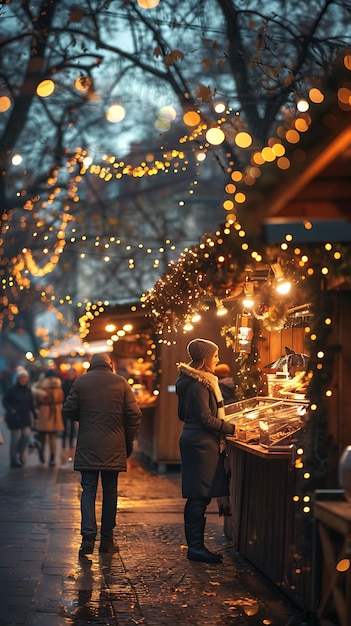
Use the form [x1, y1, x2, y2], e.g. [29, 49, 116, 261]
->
[176, 339, 235, 564]
[62, 353, 141, 555]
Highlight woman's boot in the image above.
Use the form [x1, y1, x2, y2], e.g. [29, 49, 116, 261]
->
[185, 518, 222, 563]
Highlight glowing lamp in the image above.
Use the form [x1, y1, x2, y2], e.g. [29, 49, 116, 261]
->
[271, 263, 291, 295]
[242, 281, 255, 308]
[215, 298, 228, 316]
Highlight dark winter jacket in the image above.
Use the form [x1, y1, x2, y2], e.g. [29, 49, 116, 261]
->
[62, 354, 141, 472]
[3, 383, 37, 430]
[218, 376, 237, 405]
[176, 363, 235, 499]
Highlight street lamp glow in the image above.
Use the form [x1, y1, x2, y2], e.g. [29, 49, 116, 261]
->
[12, 154, 22, 165]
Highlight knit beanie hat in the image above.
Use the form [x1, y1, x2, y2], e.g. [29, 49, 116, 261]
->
[16, 368, 29, 381]
[45, 369, 57, 378]
[187, 338, 219, 362]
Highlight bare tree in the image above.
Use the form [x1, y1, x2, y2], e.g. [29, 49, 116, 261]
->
[0, 0, 349, 346]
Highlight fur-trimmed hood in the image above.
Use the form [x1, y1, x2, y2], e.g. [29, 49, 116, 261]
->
[176, 362, 225, 420]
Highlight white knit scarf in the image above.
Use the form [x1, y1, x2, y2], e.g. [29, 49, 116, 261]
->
[177, 362, 226, 421]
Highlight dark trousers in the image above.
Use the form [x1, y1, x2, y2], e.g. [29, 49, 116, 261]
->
[80, 470, 119, 540]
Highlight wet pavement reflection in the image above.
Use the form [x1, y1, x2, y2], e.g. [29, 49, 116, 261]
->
[0, 424, 308, 625]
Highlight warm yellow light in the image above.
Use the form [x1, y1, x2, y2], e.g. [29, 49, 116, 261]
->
[158, 106, 177, 121]
[214, 101, 226, 113]
[295, 118, 309, 132]
[234, 192, 246, 203]
[0, 95, 11, 112]
[106, 104, 125, 123]
[183, 111, 201, 126]
[231, 170, 243, 182]
[12, 154, 22, 165]
[37, 79, 55, 97]
[183, 322, 193, 331]
[285, 129, 300, 143]
[206, 127, 225, 145]
[261, 147, 276, 162]
[223, 200, 234, 211]
[297, 99, 309, 112]
[271, 263, 291, 295]
[272, 143, 285, 157]
[277, 157, 290, 169]
[235, 132, 252, 148]
[74, 76, 92, 91]
[192, 314, 201, 323]
[336, 559, 350, 572]
[105, 324, 116, 332]
[309, 87, 324, 103]
[196, 152, 206, 161]
[137, 0, 160, 7]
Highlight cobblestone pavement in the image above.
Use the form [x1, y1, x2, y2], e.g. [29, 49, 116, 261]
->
[0, 419, 309, 626]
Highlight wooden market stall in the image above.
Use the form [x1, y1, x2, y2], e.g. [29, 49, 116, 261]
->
[219, 61, 351, 618]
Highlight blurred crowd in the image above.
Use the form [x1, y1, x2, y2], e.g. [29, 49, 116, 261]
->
[0, 363, 78, 468]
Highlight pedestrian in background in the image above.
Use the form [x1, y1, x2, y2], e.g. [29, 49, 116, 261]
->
[214, 363, 237, 405]
[176, 338, 235, 564]
[62, 352, 141, 556]
[62, 367, 78, 460]
[2, 368, 37, 468]
[32, 369, 64, 466]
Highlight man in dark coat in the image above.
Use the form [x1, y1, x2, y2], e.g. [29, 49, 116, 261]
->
[176, 339, 235, 564]
[62, 352, 141, 555]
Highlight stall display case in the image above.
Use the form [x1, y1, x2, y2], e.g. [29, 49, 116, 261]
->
[224, 397, 281, 442]
[259, 402, 307, 449]
[224, 396, 307, 447]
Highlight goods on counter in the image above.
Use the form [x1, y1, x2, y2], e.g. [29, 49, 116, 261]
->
[132, 384, 157, 405]
[267, 370, 309, 399]
[279, 370, 309, 394]
[226, 396, 308, 449]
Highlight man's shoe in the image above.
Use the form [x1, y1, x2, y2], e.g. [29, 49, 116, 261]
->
[79, 535, 95, 555]
[99, 539, 118, 554]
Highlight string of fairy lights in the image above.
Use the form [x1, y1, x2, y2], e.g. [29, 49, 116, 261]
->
[0, 53, 350, 351]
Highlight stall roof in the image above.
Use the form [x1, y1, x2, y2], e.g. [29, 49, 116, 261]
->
[237, 62, 351, 230]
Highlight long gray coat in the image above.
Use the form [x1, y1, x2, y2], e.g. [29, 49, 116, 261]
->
[62, 356, 141, 472]
[176, 367, 234, 499]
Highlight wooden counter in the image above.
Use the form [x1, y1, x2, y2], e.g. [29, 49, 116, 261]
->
[225, 437, 315, 612]
[226, 436, 293, 460]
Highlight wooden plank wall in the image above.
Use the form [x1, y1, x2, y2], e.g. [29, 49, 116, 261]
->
[259, 326, 307, 371]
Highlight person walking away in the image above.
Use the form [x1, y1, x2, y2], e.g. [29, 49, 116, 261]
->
[32, 369, 64, 466]
[176, 338, 235, 564]
[214, 363, 237, 405]
[62, 353, 141, 556]
[62, 367, 78, 461]
[2, 368, 37, 468]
